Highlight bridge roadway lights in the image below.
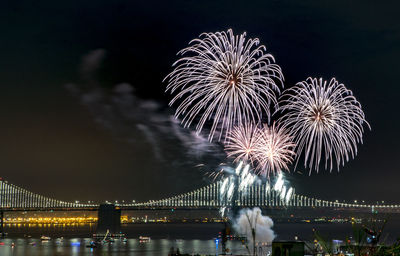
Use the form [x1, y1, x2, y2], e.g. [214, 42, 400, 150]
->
[96, 204, 121, 235]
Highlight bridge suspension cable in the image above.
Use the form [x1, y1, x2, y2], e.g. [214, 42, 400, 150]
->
[0, 179, 398, 211]
[0, 179, 96, 210]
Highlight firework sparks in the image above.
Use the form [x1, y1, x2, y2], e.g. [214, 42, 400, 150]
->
[217, 162, 294, 217]
[225, 122, 260, 163]
[206, 168, 226, 181]
[273, 172, 284, 192]
[219, 162, 258, 209]
[272, 172, 293, 203]
[253, 123, 296, 177]
[164, 29, 283, 141]
[285, 187, 293, 204]
[279, 77, 370, 173]
[225, 123, 296, 177]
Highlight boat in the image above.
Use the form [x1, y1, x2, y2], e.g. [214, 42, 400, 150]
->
[93, 229, 125, 242]
[93, 233, 125, 239]
[86, 240, 98, 248]
[139, 236, 151, 243]
[40, 235, 51, 241]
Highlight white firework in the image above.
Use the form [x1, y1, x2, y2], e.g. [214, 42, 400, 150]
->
[164, 29, 283, 141]
[225, 122, 260, 163]
[279, 77, 370, 173]
[218, 162, 294, 217]
[219, 162, 258, 209]
[225, 123, 296, 177]
[253, 123, 296, 177]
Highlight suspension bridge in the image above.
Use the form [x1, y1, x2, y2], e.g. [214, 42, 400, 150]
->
[0, 178, 397, 212]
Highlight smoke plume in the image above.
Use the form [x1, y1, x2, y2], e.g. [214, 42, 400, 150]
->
[65, 49, 226, 185]
[234, 207, 276, 244]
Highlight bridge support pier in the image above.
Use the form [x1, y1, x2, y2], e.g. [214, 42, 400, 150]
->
[96, 204, 121, 235]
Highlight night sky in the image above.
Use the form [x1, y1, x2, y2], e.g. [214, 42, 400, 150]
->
[1, 1, 399, 204]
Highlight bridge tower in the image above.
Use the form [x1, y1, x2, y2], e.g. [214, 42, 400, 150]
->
[96, 204, 121, 234]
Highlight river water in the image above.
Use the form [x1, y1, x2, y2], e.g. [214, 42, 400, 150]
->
[0, 222, 398, 255]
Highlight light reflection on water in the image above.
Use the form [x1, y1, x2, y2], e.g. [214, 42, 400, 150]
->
[2, 221, 399, 255]
[0, 238, 249, 256]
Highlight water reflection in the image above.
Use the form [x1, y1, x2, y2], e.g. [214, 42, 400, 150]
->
[0, 238, 249, 256]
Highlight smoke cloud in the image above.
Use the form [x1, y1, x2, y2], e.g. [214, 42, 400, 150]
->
[65, 49, 226, 181]
[234, 207, 276, 244]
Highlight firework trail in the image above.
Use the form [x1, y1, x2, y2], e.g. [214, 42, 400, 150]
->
[279, 77, 370, 173]
[217, 162, 293, 217]
[164, 29, 284, 142]
[225, 123, 296, 177]
[219, 162, 256, 204]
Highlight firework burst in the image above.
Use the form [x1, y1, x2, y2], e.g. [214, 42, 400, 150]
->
[164, 29, 284, 141]
[225, 122, 260, 164]
[279, 77, 370, 173]
[253, 123, 296, 177]
[225, 123, 296, 177]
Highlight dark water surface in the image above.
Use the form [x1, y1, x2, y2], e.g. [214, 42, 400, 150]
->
[0, 222, 399, 255]
[0, 238, 249, 256]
